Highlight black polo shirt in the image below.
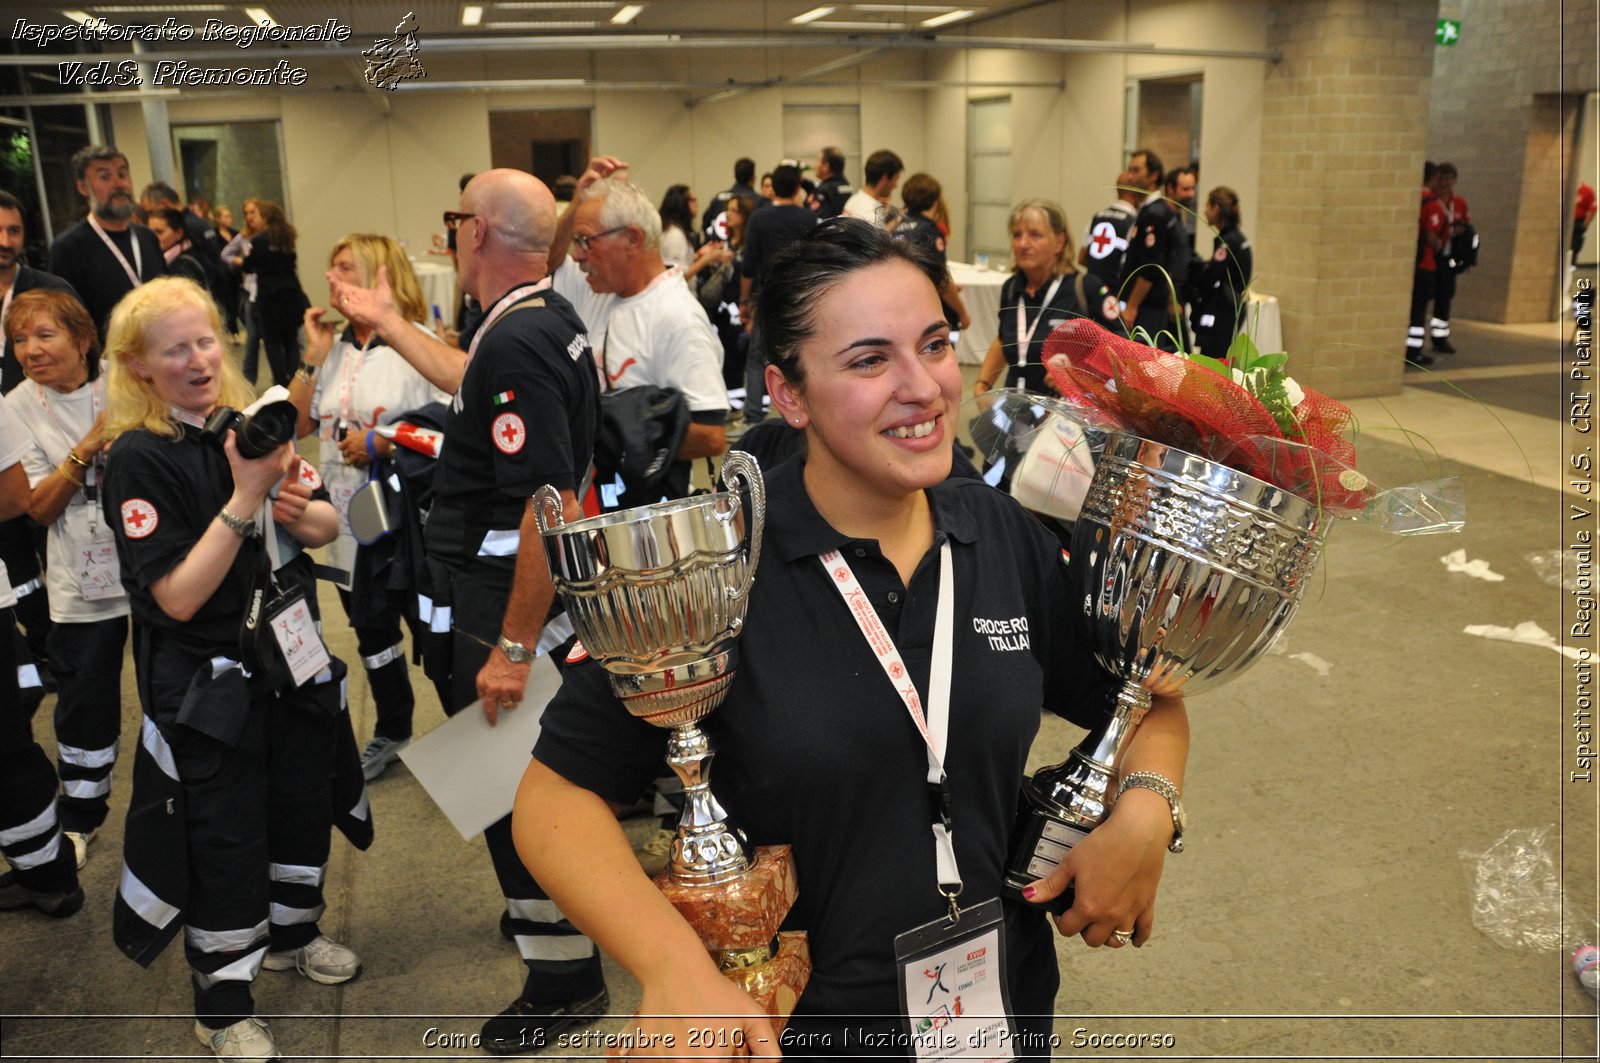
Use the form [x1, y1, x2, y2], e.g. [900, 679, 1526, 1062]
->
[741, 205, 818, 293]
[891, 211, 947, 266]
[427, 283, 598, 566]
[1083, 201, 1137, 287]
[1120, 198, 1190, 346]
[103, 424, 323, 661]
[536, 455, 1116, 1030]
[996, 268, 1120, 392]
[47, 218, 166, 344]
[806, 176, 853, 220]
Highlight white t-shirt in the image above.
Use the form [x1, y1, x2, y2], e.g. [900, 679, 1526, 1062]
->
[5, 379, 128, 623]
[553, 260, 727, 413]
[660, 226, 695, 272]
[842, 189, 891, 227]
[309, 324, 451, 586]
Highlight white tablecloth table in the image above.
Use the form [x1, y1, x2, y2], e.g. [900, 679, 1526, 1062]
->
[948, 261, 1008, 365]
[412, 260, 457, 325]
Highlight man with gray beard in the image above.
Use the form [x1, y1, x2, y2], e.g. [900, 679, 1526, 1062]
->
[47, 146, 165, 345]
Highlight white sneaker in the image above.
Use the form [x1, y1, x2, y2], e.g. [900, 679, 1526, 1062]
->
[359, 735, 409, 781]
[65, 830, 95, 870]
[194, 1016, 279, 1060]
[262, 933, 362, 985]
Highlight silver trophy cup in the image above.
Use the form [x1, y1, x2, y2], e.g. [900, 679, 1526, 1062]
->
[1005, 432, 1327, 901]
[535, 452, 765, 886]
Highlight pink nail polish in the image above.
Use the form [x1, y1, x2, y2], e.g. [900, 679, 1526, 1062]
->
[1021, 886, 1036, 900]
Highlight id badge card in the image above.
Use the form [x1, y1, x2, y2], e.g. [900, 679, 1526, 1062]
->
[329, 480, 357, 539]
[893, 897, 1018, 1063]
[78, 542, 123, 601]
[266, 588, 332, 686]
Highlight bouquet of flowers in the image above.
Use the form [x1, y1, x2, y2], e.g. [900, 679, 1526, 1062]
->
[1042, 320, 1372, 514]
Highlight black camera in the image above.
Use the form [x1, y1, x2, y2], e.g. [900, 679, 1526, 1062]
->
[201, 399, 298, 460]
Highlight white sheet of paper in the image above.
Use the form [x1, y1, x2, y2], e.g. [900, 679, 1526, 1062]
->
[398, 653, 561, 840]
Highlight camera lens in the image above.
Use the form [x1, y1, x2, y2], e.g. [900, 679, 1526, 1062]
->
[235, 401, 298, 460]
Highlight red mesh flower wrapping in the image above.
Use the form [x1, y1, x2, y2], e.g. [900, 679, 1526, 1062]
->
[1042, 319, 1369, 513]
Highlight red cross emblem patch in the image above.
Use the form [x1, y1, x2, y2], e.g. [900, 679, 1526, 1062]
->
[121, 498, 159, 539]
[1213, 246, 1229, 262]
[1102, 294, 1120, 321]
[298, 461, 323, 490]
[1089, 221, 1117, 258]
[492, 412, 526, 455]
[565, 639, 589, 664]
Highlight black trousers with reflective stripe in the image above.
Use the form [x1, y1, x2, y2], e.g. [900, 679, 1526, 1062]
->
[47, 615, 128, 833]
[0, 606, 75, 893]
[148, 649, 337, 1026]
[336, 586, 448, 743]
[439, 557, 601, 998]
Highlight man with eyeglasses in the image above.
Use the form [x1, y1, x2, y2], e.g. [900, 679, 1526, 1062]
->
[548, 154, 729, 510]
[326, 168, 607, 1053]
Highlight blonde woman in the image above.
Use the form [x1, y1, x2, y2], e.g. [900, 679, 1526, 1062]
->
[101, 277, 365, 1062]
[294, 234, 450, 779]
[974, 199, 1120, 395]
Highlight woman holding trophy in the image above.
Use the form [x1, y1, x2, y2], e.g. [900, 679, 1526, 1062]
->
[515, 221, 1188, 1056]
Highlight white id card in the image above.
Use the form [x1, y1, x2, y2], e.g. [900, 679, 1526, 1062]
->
[268, 590, 333, 686]
[77, 543, 123, 601]
[329, 480, 357, 539]
[893, 897, 1017, 1063]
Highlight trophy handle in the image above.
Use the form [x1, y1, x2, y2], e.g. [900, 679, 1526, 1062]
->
[533, 485, 566, 534]
[717, 451, 764, 603]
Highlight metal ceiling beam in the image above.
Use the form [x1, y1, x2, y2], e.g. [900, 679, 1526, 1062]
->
[684, 46, 889, 108]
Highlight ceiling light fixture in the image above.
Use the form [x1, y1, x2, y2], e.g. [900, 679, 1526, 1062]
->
[487, 20, 601, 29]
[461, 5, 484, 26]
[920, 8, 976, 27]
[790, 7, 836, 25]
[810, 20, 905, 29]
[852, 4, 955, 11]
[62, 9, 94, 23]
[242, 7, 278, 27]
[612, 4, 644, 24]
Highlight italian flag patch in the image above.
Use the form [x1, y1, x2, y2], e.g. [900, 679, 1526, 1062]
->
[492, 389, 515, 406]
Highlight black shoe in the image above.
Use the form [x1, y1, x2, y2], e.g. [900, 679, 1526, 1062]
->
[1405, 350, 1434, 367]
[1431, 337, 1456, 354]
[0, 869, 84, 918]
[481, 989, 609, 1055]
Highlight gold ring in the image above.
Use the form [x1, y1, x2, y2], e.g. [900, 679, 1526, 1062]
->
[1111, 929, 1134, 944]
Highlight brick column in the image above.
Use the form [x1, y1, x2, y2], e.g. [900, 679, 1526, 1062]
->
[1254, 0, 1439, 399]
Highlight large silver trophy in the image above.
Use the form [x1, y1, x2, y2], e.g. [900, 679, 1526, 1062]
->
[535, 452, 764, 883]
[535, 453, 811, 1022]
[1005, 431, 1328, 902]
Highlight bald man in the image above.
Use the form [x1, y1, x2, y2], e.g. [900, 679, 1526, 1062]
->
[325, 168, 607, 1050]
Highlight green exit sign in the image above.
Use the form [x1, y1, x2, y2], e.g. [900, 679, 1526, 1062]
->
[1436, 19, 1461, 45]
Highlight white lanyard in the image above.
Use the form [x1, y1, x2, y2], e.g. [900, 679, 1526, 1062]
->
[87, 214, 143, 287]
[1012, 275, 1063, 367]
[467, 279, 551, 371]
[334, 333, 376, 432]
[35, 379, 104, 527]
[1, 280, 14, 332]
[820, 541, 960, 897]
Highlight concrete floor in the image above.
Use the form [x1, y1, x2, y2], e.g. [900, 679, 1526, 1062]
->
[2, 313, 1598, 1061]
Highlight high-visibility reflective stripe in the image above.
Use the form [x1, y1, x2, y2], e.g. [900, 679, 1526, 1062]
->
[506, 897, 565, 924]
[535, 613, 575, 655]
[429, 604, 452, 634]
[0, 802, 57, 847]
[141, 717, 179, 782]
[119, 865, 181, 932]
[269, 901, 325, 926]
[192, 946, 268, 988]
[349, 787, 370, 823]
[11, 832, 60, 869]
[16, 664, 40, 689]
[477, 528, 520, 557]
[515, 933, 597, 963]
[210, 656, 242, 677]
[362, 640, 406, 671]
[62, 776, 111, 799]
[269, 862, 325, 887]
[12, 577, 41, 598]
[186, 920, 269, 954]
[58, 739, 120, 769]
[417, 595, 434, 623]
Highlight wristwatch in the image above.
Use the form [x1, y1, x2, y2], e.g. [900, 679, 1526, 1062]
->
[496, 635, 534, 663]
[1116, 771, 1187, 853]
[217, 507, 258, 538]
